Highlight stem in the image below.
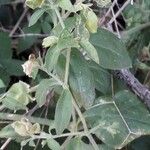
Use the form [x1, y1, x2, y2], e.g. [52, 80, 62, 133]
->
[29, 85, 39, 93]
[54, 7, 65, 29]
[0, 138, 11, 150]
[40, 67, 64, 86]
[122, 22, 150, 36]
[32, 131, 84, 140]
[0, 113, 53, 126]
[48, 0, 65, 29]
[72, 99, 99, 150]
[64, 49, 71, 84]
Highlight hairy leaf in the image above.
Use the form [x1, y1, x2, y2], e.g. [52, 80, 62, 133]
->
[69, 50, 95, 108]
[47, 139, 61, 150]
[84, 90, 150, 149]
[54, 89, 72, 134]
[90, 28, 132, 69]
[88, 61, 111, 94]
[35, 79, 59, 107]
[29, 8, 47, 27]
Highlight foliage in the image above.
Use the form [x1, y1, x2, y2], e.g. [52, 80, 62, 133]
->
[0, 0, 150, 150]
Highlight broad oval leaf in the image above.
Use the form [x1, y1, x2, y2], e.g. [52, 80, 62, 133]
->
[44, 46, 62, 73]
[29, 8, 47, 27]
[66, 137, 94, 150]
[35, 78, 59, 107]
[54, 89, 72, 134]
[0, 59, 24, 76]
[88, 61, 111, 94]
[85, 9, 98, 33]
[0, 79, 5, 88]
[80, 39, 99, 64]
[47, 139, 61, 150]
[0, 125, 19, 139]
[2, 96, 27, 110]
[44, 30, 79, 73]
[0, 32, 11, 59]
[69, 50, 95, 108]
[90, 28, 132, 70]
[25, 0, 44, 9]
[84, 90, 150, 149]
[1, 81, 30, 110]
[57, 0, 74, 12]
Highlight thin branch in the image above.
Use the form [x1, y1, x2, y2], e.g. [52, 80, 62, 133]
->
[114, 69, 150, 109]
[9, 7, 28, 37]
[108, 0, 131, 25]
[0, 138, 11, 150]
[0, 112, 53, 126]
[11, 33, 49, 38]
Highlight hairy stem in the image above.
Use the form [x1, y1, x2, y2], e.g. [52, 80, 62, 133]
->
[72, 99, 99, 150]
[0, 113, 53, 126]
[64, 49, 71, 84]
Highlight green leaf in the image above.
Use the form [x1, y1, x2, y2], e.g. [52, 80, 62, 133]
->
[35, 78, 59, 107]
[84, 9, 98, 33]
[69, 50, 95, 108]
[84, 90, 150, 149]
[0, 67, 10, 93]
[42, 36, 58, 48]
[0, 79, 5, 88]
[25, 0, 44, 9]
[66, 137, 94, 150]
[0, 32, 11, 59]
[2, 81, 30, 110]
[0, 59, 24, 76]
[47, 139, 61, 150]
[29, 8, 47, 27]
[88, 61, 111, 94]
[2, 96, 27, 110]
[57, 0, 74, 12]
[100, 144, 115, 150]
[80, 39, 99, 64]
[44, 30, 79, 73]
[52, 16, 76, 36]
[57, 30, 79, 49]
[90, 28, 132, 69]
[54, 89, 72, 134]
[44, 46, 62, 73]
[0, 125, 18, 139]
[18, 24, 41, 52]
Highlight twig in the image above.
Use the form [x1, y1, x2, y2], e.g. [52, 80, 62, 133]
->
[72, 99, 99, 150]
[9, 7, 28, 37]
[111, 7, 121, 38]
[11, 33, 49, 38]
[0, 138, 11, 150]
[99, 0, 116, 26]
[108, 0, 131, 25]
[114, 69, 150, 108]
[121, 22, 150, 36]
[0, 112, 53, 126]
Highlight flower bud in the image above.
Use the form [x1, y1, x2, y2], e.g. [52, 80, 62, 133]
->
[25, 0, 45, 9]
[85, 10, 98, 33]
[42, 36, 58, 48]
